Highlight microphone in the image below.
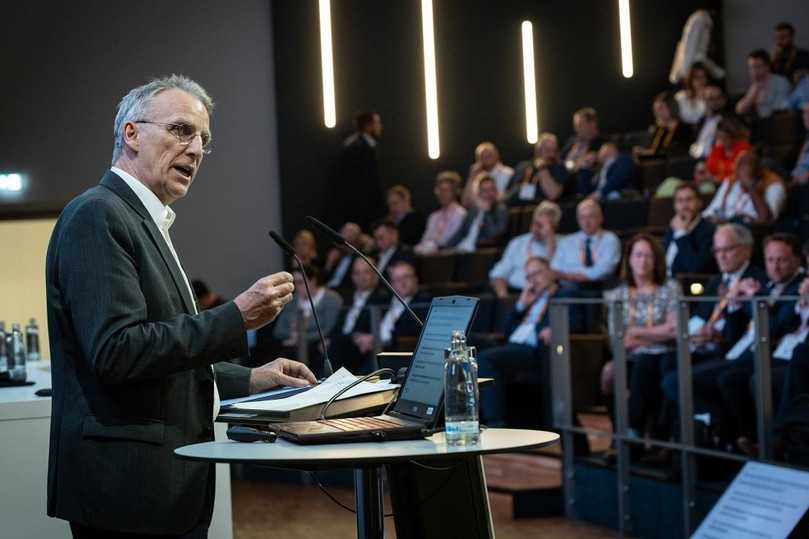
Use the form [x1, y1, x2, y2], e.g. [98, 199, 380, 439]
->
[305, 216, 423, 328]
[268, 231, 334, 377]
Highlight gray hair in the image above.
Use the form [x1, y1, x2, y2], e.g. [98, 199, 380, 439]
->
[720, 223, 754, 246]
[111, 74, 214, 165]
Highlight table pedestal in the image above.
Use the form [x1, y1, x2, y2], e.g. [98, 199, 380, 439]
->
[354, 465, 384, 538]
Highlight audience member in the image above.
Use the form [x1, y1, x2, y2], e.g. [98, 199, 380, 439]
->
[601, 234, 680, 443]
[324, 222, 362, 292]
[386, 185, 426, 246]
[448, 175, 507, 251]
[561, 108, 606, 173]
[664, 183, 717, 276]
[478, 257, 581, 427]
[703, 150, 786, 224]
[577, 142, 635, 200]
[772, 22, 809, 85]
[351, 261, 429, 353]
[552, 199, 621, 290]
[715, 234, 804, 455]
[792, 102, 809, 184]
[675, 62, 709, 125]
[735, 49, 790, 119]
[506, 133, 569, 204]
[415, 171, 467, 254]
[272, 264, 343, 374]
[462, 142, 514, 204]
[787, 75, 809, 109]
[690, 84, 729, 159]
[291, 229, 320, 269]
[704, 116, 752, 183]
[490, 201, 562, 298]
[633, 92, 693, 160]
[191, 279, 225, 310]
[327, 257, 389, 374]
[334, 111, 385, 230]
[371, 219, 415, 280]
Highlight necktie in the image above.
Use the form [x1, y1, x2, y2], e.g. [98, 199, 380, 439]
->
[584, 237, 594, 267]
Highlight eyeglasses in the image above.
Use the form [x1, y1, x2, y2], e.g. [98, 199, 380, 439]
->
[135, 120, 212, 155]
[712, 244, 740, 255]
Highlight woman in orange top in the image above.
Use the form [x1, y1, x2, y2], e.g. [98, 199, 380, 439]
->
[704, 117, 751, 182]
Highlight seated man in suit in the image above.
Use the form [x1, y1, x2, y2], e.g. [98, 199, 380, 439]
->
[447, 174, 508, 251]
[552, 198, 621, 291]
[478, 256, 581, 427]
[328, 257, 389, 374]
[352, 261, 430, 354]
[324, 222, 362, 293]
[489, 201, 562, 298]
[576, 142, 634, 200]
[661, 223, 767, 445]
[561, 107, 606, 174]
[371, 218, 415, 281]
[273, 264, 344, 376]
[664, 182, 717, 277]
[504, 132, 570, 205]
[386, 185, 426, 247]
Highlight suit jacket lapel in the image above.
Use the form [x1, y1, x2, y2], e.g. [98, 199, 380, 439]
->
[100, 171, 197, 315]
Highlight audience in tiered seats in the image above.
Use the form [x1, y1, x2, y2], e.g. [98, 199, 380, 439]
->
[561, 108, 605, 174]
[703, 150, 786, 224]
[735, 49, 791, 120]
[793, 102, 809, 183]
[272, 264, 343, 375]
[324, 222, 362, 291]
[490, 201, 561, 298]
[371, 219, 415, 281]
[386, 185, 426, 246]
[633, 92, 693, 160]
[601, 234, 680, 445]
[447, 175, 507, 251]
[506, 132, 569, 205]
[577, 142, 635, 201]
[478, 256, 581, 427]
[414, 171, 467, 254]
[664, 183, 717, 276]
[771, 22, 809, 85]
[552, 199, 621, 291]
[703, 116, 752, 185]
[327, 257, 389, 374]
[690, 84, 729, 160]
[461, 142, 514, 205]
[675, 62, 709, 125]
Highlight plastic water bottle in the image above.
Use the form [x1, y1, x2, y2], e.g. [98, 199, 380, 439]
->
[25, 318, 40, 362]
[444, 329, 479, 446]
[8, 323, 27, 382]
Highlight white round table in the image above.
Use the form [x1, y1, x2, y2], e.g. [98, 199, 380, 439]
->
[176, 428, 559, 538]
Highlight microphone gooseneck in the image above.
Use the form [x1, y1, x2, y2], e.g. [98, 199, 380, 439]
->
[268, 231, 334, 377]
[305, 216, 423, 328]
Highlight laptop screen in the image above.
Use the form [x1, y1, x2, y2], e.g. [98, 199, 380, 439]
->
[392, 296, 478, 422]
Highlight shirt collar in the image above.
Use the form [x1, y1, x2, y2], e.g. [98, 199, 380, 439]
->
[362, 133, 377, 148]
[111, 167, 175, 232]
[354, 289, 372, 303]
[723, 261, 749, 283]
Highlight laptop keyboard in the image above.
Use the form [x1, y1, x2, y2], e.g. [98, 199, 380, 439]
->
[318, 416, 406, 432]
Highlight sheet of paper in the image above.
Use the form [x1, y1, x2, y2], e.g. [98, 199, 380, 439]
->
[231, 367, 399, 412]
[692, 462, 809, 539]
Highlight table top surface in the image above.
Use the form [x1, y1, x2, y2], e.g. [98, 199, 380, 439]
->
[175, 428, 559, 467]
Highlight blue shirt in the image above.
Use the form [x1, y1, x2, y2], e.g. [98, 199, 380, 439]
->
[551, 230, 621, 282]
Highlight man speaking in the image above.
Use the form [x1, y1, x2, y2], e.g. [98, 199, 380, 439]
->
[45, 75, 316, 538]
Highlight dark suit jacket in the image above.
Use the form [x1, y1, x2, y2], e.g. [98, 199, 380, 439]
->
[503, 288, 583, 342]
[693, 264, 768, 353]
[334, 133, 385, 230]
[576, 153, 634, 199]
[663, 218, 717, 276]
[387, 291, 432, 351]
[561, 135, 606, 164]
[46, 171, 250, 534]
[446, 204, 508, 248]
[397, 210, 427, 247]
[327, 289, 389, 372]
[378, 244, 415, 281]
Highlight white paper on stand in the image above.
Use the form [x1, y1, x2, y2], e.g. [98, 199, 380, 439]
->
[231, 367, 399, 413]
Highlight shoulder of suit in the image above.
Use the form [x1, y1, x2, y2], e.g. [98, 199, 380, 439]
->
[57, 185, 130, 231]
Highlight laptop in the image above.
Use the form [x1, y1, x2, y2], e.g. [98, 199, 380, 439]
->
[272, 295, 479, 444]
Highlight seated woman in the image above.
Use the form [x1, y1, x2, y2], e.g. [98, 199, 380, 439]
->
[633, 92, 693, 160]
[478, 256, 581, 427]
[504, 132, 569, 205]
[702, 150, 787, 225]
[414, 171, 467, 255]
[674, 62, 709, 125]
[601, 234, 680, 447]
[704, 116, 751, 184]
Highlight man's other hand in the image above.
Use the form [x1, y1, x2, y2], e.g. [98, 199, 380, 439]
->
[249, 357, 317, 393]
[234, 272, 294, 330]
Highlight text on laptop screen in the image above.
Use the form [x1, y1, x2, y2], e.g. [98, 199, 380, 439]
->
[395, 299, 477, 418]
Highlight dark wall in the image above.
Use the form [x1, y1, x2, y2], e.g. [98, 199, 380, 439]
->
[273, 0, 721, 237]
[0, 1, 284, 298]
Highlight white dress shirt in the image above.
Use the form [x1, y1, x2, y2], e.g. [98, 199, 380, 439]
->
[112, 167, 221, 418]
[377, 247, 396, 274]
[703, 178, 786, 222]
[342, 289, 372, 335]
[379, 295, 412, 344]
[690, 114, 720, 159]
[489, 233, 554, 289]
